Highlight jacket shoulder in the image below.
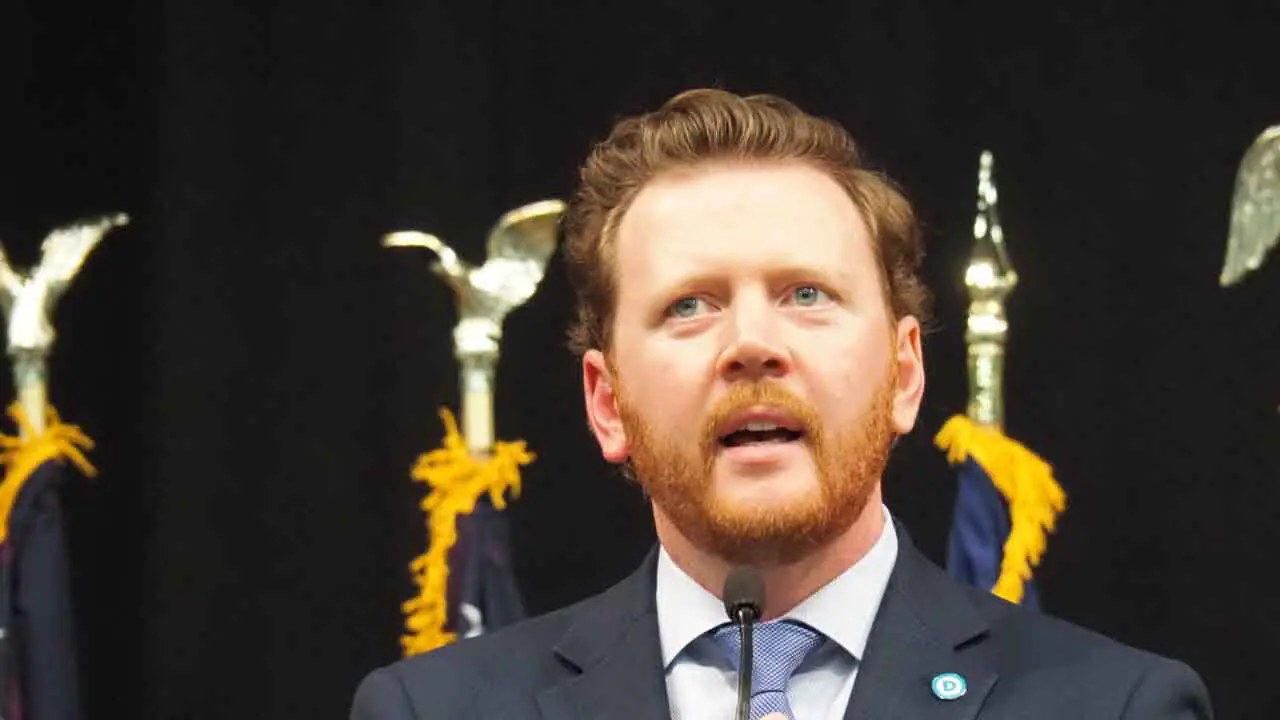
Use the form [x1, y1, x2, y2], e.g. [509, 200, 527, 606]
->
[969, 587, 1163, 664]
[347, 598, 588, 719]
[964, 589, 1212, 716]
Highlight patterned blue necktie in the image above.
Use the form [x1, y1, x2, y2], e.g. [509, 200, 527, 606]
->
[712, 620, 825, 720]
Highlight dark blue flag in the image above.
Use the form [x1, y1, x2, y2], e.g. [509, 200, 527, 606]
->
[443, 496, 526, 640]
[946, 457, 1041, 608]
[935, 415, 1065, 607]
[401, 407, 533, 656]
[0, 460, 81, 720]
[0, 404, 96, 720]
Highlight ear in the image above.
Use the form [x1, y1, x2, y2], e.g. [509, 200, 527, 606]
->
[890, 316, 925, 434]
[582, 349, 631, 463]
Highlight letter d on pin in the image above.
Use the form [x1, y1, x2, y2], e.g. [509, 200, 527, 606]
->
[931, 672, 967, 701]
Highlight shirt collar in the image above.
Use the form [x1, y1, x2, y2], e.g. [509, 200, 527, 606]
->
[655, 504, 899, 668]
[655, 541, 729, 668]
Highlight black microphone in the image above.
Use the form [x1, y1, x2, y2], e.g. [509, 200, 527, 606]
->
[722, 566, 765, 720]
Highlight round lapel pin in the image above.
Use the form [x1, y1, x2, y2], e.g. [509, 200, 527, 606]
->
[931, 672, 967, 701]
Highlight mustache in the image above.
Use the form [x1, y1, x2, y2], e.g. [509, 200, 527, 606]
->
[699, 382, 823, 450]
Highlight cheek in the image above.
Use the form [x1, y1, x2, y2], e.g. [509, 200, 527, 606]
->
[814, 382, 866, 433]
[628, 342, 714, 422]
[799, 332, 887, 419]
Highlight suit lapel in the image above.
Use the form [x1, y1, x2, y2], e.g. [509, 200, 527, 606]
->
[843, 526, 998, 720]
[535, 548, 672, 720]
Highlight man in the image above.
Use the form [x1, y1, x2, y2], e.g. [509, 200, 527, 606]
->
[350, 88, 1213, 719]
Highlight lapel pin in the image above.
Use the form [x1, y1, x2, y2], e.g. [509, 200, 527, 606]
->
[931, 672, 967, 701]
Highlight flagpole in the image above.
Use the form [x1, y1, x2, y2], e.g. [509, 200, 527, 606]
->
[935, 152, 1064, 607]
[384, 200, 561, 655]
[12, 353, 47, 438]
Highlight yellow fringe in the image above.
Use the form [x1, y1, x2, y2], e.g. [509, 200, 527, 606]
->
[400, 407, 534, 657]
[934, 414, 1066, 604]
[0, 402, 97, 544]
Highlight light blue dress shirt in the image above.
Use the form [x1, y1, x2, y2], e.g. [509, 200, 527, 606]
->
[655, 505, 899, 720]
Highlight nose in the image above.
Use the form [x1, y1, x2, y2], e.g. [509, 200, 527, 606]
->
[715, 306, 792, 382]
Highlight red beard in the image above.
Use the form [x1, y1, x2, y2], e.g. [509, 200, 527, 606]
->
[617, 371, 897, 565]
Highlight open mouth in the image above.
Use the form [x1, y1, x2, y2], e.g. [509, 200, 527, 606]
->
[719, 421, 805, 448]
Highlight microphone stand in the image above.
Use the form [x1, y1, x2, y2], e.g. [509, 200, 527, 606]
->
[723, 566, 764, 720]
[731, 603, 758, 720]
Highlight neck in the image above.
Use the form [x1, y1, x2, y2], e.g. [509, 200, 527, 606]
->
[654, 486, 886, 621]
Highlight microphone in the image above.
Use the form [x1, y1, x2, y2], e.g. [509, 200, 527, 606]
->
[722, 566, 765, 720]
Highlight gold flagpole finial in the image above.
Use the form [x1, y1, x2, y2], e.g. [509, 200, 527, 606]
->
[0, 212, 128, 438]
[1221, 124, 1279, 287]
[384, 200, 563, 457]
[964, 151, 1018, 429]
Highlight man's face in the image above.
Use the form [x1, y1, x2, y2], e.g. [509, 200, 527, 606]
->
[582, 160, 925, 565]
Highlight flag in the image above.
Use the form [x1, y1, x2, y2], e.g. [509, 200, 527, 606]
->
[443, 495, 526, 640]
[935, 415, 1066, 607]
[400, 408, 533, 656]
[0, 403, 96, 720]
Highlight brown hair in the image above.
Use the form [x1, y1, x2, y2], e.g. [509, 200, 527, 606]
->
[562, 88, 931, 356]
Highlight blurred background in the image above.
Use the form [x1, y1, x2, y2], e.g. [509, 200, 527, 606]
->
[1, 0, 1277, 717]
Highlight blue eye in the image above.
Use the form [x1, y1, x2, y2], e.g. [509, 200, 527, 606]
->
[669, 297, 706, 318]
[791, 286, 828, 306]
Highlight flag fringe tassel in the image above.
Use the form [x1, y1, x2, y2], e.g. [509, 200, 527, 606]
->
[934, 415, 1066, 604]
[400, 406, 534, 657]
[0, 401, 96, 544]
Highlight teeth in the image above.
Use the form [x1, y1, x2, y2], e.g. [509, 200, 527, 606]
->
[742, 421, 780, 432]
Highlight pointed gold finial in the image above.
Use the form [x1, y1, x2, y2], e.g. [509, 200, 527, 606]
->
[964, 151, 1018, 428]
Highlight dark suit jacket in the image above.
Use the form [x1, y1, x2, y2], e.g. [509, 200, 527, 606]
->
[350, 526, 1213, 719]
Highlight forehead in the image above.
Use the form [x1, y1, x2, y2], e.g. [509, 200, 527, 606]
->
[613, 160, 878, 288]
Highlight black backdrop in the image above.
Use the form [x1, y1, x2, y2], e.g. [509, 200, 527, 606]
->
[2, 1, 1277, 717]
